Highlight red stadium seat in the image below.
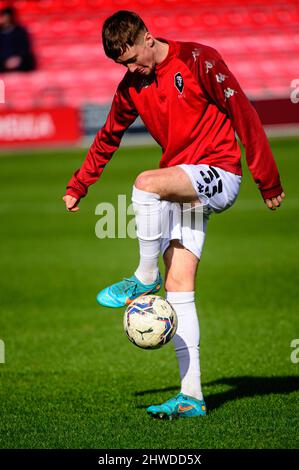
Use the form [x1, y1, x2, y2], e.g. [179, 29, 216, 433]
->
[2, 0, 299, 108]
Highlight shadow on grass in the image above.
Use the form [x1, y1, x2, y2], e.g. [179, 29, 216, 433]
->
[204, 376, 299, 411]
[135, 376, 299, 410]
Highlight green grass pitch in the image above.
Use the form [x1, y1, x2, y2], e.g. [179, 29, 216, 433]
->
[0, 137, 298, 449]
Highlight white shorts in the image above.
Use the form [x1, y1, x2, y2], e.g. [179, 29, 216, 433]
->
[160, 164, 242, 259]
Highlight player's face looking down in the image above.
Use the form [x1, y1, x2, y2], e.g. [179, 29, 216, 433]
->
[115, 32, 156, 76]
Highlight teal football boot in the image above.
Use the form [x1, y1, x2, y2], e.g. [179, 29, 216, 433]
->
[147, 393, 207, 420]
[96, 272, 163, 308]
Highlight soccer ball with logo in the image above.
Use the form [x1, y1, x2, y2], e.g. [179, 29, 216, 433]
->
[123, 295, 178, 349]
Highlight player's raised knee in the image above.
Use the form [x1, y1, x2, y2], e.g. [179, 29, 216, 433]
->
[134, 171, 156, 193]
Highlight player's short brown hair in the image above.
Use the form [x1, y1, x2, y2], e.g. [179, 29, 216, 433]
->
[102, 10, 148, 60]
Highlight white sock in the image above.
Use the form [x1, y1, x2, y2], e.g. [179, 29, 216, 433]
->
[167, 291, 203, 401]
[132, 185, 161, 285]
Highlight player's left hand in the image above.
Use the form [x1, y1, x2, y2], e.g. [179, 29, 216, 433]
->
[265, 191, 285, 210]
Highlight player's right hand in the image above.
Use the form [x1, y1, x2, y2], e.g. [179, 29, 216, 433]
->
[63, 195, 80, 212]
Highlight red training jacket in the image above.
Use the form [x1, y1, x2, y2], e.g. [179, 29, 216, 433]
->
[66, 39, 283, 201]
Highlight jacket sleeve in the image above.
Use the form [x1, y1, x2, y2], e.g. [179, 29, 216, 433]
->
[197, 47, 283, 200]
[66, 79, 138, 199]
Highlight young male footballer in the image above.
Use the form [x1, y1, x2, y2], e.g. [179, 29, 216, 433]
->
[63, 11, 285, 420]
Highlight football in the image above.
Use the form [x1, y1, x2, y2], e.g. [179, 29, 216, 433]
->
[123, 295, 178, 349]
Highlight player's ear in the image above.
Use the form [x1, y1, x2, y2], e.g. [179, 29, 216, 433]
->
[144, 31, 154, 48]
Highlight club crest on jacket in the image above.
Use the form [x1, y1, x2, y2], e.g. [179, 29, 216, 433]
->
[174, 72, 184, 94]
